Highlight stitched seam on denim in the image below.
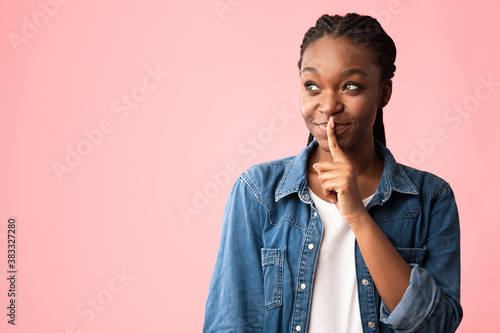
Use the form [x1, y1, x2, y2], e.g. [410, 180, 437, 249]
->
[268, 216, 307, 231]
[374, 204, 422, 224]
[375, 179, 450, 224]
[238, 175, 273, 228]
[242, 158, 293, 199]
[243, 173, 307, 231]
[238, 176, 279, 235]
[427, 181, 451, 204]
[363, 259, 378, 331]
[259, 192, 306, 231]
[290, 216, 315, 331]
[277, 249, 285, 310]
[275, 160, 298, 198]
[427, 182, 458, 246]
[261, 248, 284, 311]
[261, 249, 283, 265]
[239, 175, 261, 202]
[395, 247, 426, 265]
[240, 165, 306, 231]
[396, 164, 419, 194]
[277, 188, 301, 198]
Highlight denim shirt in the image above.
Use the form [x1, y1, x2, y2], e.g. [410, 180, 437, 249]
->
[204, 139, 462, 333]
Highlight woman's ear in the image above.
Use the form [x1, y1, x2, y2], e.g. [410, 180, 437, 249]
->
[379, 79, 392, 108]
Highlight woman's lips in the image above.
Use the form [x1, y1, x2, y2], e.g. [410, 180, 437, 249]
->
[317, 123, 329, 131]
[316, 122, 350, 134]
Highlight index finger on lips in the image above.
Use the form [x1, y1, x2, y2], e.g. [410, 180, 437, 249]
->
[327, 117, 338, 161]
[327, 117, 349, 163]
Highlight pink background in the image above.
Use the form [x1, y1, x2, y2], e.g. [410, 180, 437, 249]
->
[1, 0, 498, 332]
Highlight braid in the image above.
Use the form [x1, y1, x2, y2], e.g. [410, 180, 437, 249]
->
[373, 108, 386, 147]
[307, 132, 314, 146]
[300, 13, 396, 147]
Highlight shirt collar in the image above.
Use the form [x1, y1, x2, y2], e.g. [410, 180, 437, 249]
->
[275, 139, 418, 205]
[370, 140, 419, 207]
[275, 139, 317, 203]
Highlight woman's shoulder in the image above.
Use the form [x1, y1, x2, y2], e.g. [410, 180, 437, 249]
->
[229, 142, 314, 204]
[239, 155, 296, 185]
[378, 143, 454, 200]
[239, 141, 315, 183]
[225, 155, 299, 204]
[396, 162, 454, 200]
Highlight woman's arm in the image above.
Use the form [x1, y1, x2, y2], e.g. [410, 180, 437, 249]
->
[377, 184, 462, 332]
[350, 212, 412, 312]
[314, 118, 462, 331]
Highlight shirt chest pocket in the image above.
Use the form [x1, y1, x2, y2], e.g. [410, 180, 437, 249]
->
[395, 246, 427, 266]
[261, 248, 285, 311]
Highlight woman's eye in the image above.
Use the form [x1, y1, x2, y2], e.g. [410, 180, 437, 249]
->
[305, 83, 320, 91]
[344, 83, 360, 91]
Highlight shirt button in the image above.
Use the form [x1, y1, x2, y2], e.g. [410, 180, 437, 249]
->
[302, 194, 308, 198]
[362, 279, 369, 286]
[368, 321, 375, 328]
[308, 243, 314, 250]
[300, 283, 307, 290]
[296, 325, 302, 331]
[313, 212, 318, 217]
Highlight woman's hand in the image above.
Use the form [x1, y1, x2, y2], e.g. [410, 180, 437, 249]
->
[314, 117, 412, 312]
[312, 117, 368, 226]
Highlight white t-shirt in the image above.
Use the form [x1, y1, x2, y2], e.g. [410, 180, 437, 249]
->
[307, 186, 374, 333]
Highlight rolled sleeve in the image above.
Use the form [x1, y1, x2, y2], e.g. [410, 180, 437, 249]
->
[380, 264, 441, 331]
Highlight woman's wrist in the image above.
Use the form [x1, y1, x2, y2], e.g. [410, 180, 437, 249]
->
[347, 209, 375, 234]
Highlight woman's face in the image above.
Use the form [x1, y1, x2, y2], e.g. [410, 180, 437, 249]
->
[299, 36, 391, 153]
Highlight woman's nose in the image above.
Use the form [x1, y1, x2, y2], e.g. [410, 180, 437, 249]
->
[319, 91, 343, 114]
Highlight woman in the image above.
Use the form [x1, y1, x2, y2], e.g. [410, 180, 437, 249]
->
[204, 13, 462, 332]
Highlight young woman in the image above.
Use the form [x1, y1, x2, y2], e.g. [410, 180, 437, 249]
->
[204, 13, 462, 333]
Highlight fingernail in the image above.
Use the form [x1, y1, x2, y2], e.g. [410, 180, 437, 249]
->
[330, 117, 334, 128]
[313, 163, 317, 169]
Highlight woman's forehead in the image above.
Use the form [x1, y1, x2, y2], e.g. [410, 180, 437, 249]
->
[300, 37, 380, 77]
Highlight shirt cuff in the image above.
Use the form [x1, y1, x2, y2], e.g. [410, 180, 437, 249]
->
[379, 264, 441, 332]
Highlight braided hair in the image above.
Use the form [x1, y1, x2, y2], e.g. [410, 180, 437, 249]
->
[298, 13, 396, 147]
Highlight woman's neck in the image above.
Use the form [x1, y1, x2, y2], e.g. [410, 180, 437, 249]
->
[307, 139, 384, 198]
